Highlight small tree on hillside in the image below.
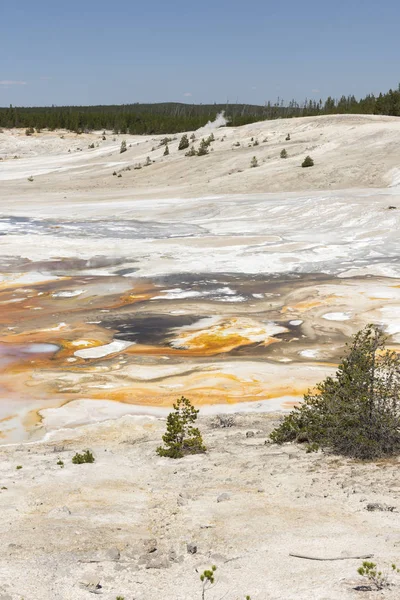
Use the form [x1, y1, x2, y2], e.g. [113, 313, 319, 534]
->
[178, 134, 189, 150]
[164, 144, 169, 156]
[120, 140, 127, 154]
[250, 156, 258, 168]
[280, 149, 288, 159]
[302, 155, 314, 168]
[157, 397, 206, 458]
[197, 139, 209, 156]
[270, 325, 400, 459]
[185, 145, 197, 156]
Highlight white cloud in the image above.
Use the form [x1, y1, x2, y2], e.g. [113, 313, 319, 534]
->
[0, 80, 27, 86]
[311, 88, 320, 94]
[183, 92, 192, 97]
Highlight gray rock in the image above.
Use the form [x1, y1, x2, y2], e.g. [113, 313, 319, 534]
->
[47, 506, 71, 517]
[187, 542, 197, 554]
[81, 547, 120, 562]
[366, 502, 396, 512]
[217, 493, 230, 503]
[143, 553, 170, 569]
[143, 538, 157, 553]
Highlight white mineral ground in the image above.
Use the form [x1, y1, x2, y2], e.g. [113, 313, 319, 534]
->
[0, 115, 399, 598]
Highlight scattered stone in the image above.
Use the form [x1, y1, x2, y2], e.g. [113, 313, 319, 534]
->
[143, 538, 157, 553]
[79, 578, 102, 594]
[186, 542, 197, 554]
[80, 547, 120, 562]
[141, 553, 170, 569]
[365, 502, 396, 512]
[47, 506, 71, 517]
[217, 493, 230, 503]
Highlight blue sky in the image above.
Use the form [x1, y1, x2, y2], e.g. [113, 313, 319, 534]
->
[1, 0, 399, 106]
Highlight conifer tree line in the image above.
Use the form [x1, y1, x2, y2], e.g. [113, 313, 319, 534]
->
[1, 84, 399, 134]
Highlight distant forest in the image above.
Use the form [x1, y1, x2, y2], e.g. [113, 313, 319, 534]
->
[1, 85, 400, 135]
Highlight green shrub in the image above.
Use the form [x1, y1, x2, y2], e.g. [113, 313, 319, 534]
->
[197, 139, 209, 156]
[57, 459, 64, 468]
[250, 156, 258, 168]
[163, 145, 169, 156]
[357, 561, 399, 590]
[200, 565, 217, 600]
[120, 140, 127, 154]
[16, 465, 22, 470]
[27, 176, 34, 182]
[157, 397, 206, 459]
[270, 325, 400, 459]
[25, 127, 34, 136]
[72, 450, 95, 464]
[286, 133, 291, 141]
[185, 146, 197, 156]
[144, 156, 152, 166]
[159, 136, 172, 146]
[280, 149, 288, 159]
[178, 134, 189, 150]
[302, 155, 314, 167]
[88, 143, 95, 149]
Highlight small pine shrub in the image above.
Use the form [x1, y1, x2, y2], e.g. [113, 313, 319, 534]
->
[57, 459, 64, 468]
[16, 465, 22, 470]
[270, 325, 400, 459]
[163, 145, 169, 156]
[286, 134, 291, 141]
[197, 140, 209, 156]
[302, 155, 314, 168]
[157, 397, 206, 459]
[357, 561, 399, 590]
[25, 127, 34, 136]
[253, 139, 259, 146]
[112, 171, 117, 176]
[185, 146, 197, 157]
[200, 565, 217, 600]
[190, 133, 196, 141]
[27, 176, 34, 182]
[159, 137, 172, 147]
[145, 156, 152, 166]
[250, 156, 258, 168]
[178, 134, 189, 150]
[120, 140, 127, 154]
[88, 143, 95, 149]
[280, 149, 288, 159]
[72, 450, 95, 464]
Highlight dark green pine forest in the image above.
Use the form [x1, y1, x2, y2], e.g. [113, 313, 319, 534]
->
[1, 85, 400, 135]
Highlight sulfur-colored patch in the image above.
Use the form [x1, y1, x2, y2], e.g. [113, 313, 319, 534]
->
[170, 317, 287, 354]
